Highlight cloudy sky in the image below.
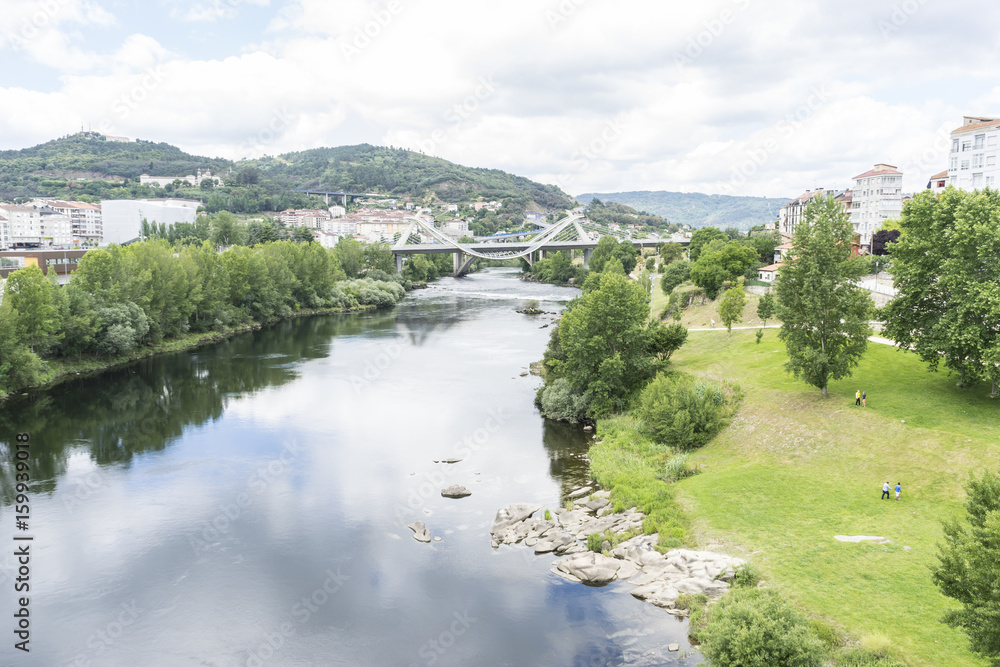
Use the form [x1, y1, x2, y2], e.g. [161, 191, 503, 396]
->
[1, 0, 998, 198]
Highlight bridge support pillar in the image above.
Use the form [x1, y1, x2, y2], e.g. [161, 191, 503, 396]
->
[541, 249, 548, 260]
[583, 248, 593, 268]
[395, 253, 404, 273]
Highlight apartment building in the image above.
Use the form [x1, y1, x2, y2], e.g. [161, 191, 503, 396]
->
[36, 200, 103, 243]
[0, 205, 42, 246]
[38, 206, 74, 246]
[851, 164, 902, 248]
[0, 212, 8, 250]
[778, 189, 840, 236]
[947, 116, 1000, 190]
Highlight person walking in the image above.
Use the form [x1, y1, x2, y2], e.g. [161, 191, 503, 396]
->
[856, 390, 861, 406]
[882, 481, 890, 500]
[895, 482, 901, 501]
[862, 391, 867, 408]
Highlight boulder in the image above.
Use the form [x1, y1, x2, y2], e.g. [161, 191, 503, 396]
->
[555, 552, 623, 586]
[491, 503, 543, 540]
[441, 485, 472, 499]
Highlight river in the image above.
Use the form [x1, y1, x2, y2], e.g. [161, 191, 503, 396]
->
[0, 268, 698, 666]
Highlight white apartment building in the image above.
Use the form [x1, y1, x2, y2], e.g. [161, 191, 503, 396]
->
[329, 205, 347, 218]
[851, 164, 902, 248]
[356, 220, 411, 243]
[947, 116, 1000, 190]
[34, 200, 103, 243]
[319, 218, 357, 235]
[101, 199, 200, 246]
[278, 209, 332, 229]
[0, 205, 42, 246]
[0, 213, 9, 250]
[778, 189, 846, 236]
[38, 207, 74, 246]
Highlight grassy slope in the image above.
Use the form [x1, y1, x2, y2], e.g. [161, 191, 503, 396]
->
[670, 329, 999, 666]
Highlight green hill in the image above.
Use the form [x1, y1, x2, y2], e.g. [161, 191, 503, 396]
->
[577, 190, 791, 230]
[0, 134, 575, 214]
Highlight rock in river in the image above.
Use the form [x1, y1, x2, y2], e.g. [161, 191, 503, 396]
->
[441, 485, 472, 499]
[407, 521, 431, 543]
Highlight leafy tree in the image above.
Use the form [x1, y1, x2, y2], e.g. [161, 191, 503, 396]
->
[200, 178, 215, 190]
[0, 300, 42, 394]
[757, 291, 776, 328]
[932, 467, 1000, 665]
[588, 236, 619, 273]
[871, 229, 900, 256]
[3, 265, 60, 354]
[660, 260, 691, 295]
[557, 272, 651, 416]
[659, 242, 684, 263]
[54, 282, 100, 358]
[775, 195, 872, 396]
[247, 219, 278, 245]
[719, 283, 746, 335]
[292, 226, 315, 243]
[646, 321, 688, 361]
[703, 588, 826, 667]
[645, 256, 656, 271]
[333, 236, 365, 278]
[688, 226, 728, 261]
[363, 242, 396, 275]
[882, 189, 1000, 392]
[210, 211, 247, 247]
[95, 302, 150, 356]
[690, 241, 758, 299]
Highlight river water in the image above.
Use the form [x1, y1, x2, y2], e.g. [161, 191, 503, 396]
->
[0, 268, 697, 667]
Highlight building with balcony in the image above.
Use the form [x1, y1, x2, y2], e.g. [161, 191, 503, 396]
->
[947, 116, 1000, 191]
[851, 164, 902, 248]
[0, 205, 43, 247]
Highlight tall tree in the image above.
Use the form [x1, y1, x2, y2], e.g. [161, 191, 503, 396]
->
[883, 189, 1000, 391]
[775, 195, 872, 396]
[932, 467, 1000, 665]
[3, 265, 60, 354]
[719, 283, 746, 335]
[688, 226, 728, 261]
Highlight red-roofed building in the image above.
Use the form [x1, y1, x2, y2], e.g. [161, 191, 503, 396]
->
[851, 163, 902, 249]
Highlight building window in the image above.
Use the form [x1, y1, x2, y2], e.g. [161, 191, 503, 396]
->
[950, 157, 958, 170]
[987, 176, 996, 187]
[973, 154, 984, 169]
[952, 139, 960, 152]
[989, 135, 998, 148]
[973, 173, 984, 188]
[975, 134, 986, 149]
[961, 160, 970, 170]
[988, 155, 997, 167]
[963, 140, 972, 152]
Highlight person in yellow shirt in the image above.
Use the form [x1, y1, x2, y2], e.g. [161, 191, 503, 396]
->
[856, 390, 861, 406]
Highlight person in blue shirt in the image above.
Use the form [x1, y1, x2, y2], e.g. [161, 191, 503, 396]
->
[895, 482, 901, 501]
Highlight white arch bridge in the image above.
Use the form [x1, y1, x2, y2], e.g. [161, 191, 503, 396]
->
[391, 214, 671, 275]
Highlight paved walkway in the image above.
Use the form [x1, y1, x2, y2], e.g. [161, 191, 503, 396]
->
[688, 325, 898, 347]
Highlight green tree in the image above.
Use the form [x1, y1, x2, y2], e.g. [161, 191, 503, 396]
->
[557, 272, 651, 415]
[646, 321, 688, 361]
[932, 467, 1000, 665]
[660, 260, 691, 295]
[333, 236, 365, 278]
[882, 189, 1000, 391]
[757, 291, 776, 328]
[659, 242, 684, 263]
[719, 283, 746, 335]
[775, 195, 872, 396]
[690, 241, 758, 299]
[292, 226, 315, 243]
[3, 265, 60, 354]
[588, 236, 619, 273]
[210, 211, 247, 247]
[364, 242, 396, 275]
[688, 226, 727, 261]
[0, 300, 43, 394]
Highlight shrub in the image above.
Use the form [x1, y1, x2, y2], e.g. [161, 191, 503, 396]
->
[538, 378, 591, 423]
[544, 509, 552, 521]
[859, 633, 893, 659]
[809, 619, 843, 649]
[663, 452, 691, 482]
[731, 563, 759, 588]
[703, 588, 826, 667]
[586, 533, 604, 553]
[835, 648, 905, 667]
[637, 373, 741, 450]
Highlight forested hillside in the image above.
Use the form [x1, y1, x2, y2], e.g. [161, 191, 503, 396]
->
[0, 134, 575, 213]
[577, 190, 790, 230]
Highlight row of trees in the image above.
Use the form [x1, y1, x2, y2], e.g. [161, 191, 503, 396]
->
[0, 236, 405, 396]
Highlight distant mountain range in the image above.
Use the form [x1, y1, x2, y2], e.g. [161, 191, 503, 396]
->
[576, 190, 791, 230]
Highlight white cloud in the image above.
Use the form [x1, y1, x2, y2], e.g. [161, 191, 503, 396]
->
[2, 0, 1000, 196]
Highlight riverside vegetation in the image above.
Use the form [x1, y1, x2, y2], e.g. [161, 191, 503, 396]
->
[0, 227, 411, 398]
[537, 194, 999, 666]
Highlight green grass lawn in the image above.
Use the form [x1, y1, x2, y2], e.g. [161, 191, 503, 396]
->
[670, 329, 999, 666]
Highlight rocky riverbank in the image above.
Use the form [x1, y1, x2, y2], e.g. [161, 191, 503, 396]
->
[491, 491, 745, 616]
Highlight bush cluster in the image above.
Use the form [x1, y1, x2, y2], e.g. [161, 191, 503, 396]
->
[636, 373, 741, 450]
